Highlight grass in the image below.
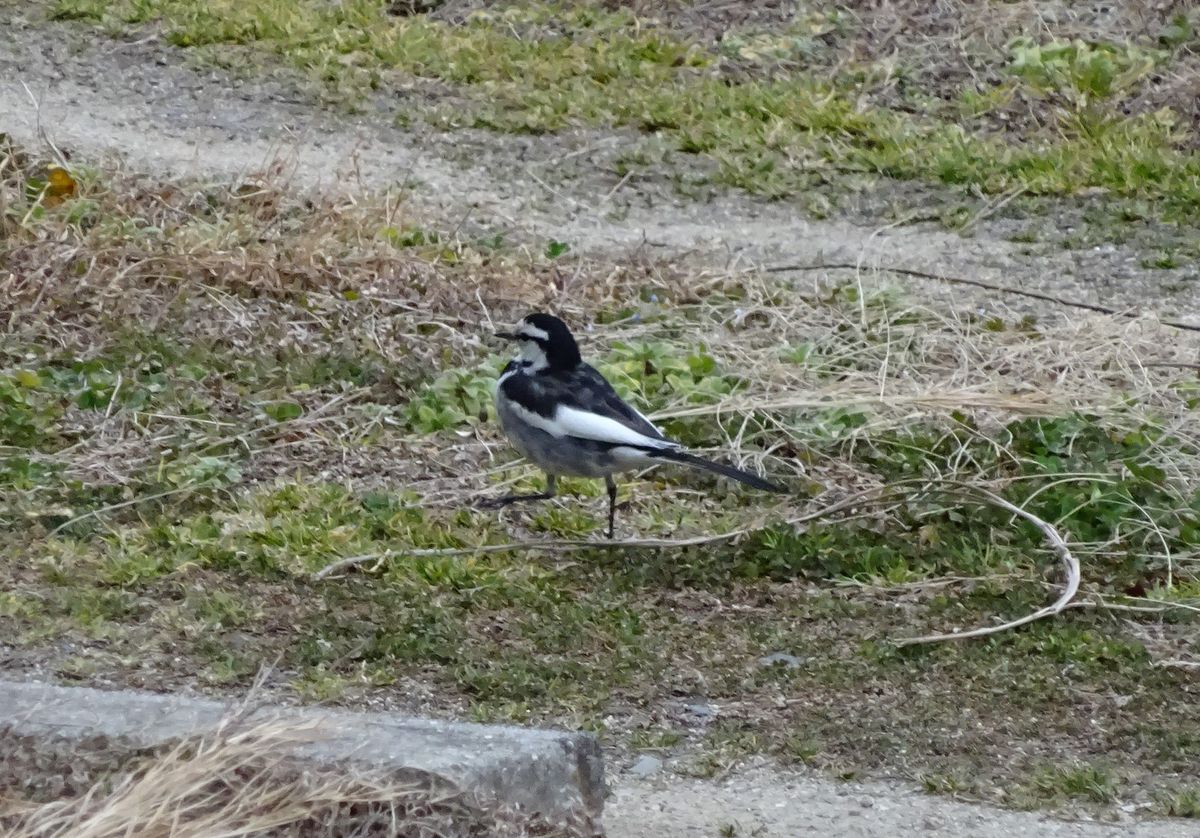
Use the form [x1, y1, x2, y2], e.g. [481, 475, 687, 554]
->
[4, 114, 1200, 822]
[1028, 763, 1119, 805]
[1159, 788, 1200, 818]
[39, 0, 1200, 225]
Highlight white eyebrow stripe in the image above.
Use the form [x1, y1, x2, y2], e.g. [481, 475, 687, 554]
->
[518, 324, 550, 341]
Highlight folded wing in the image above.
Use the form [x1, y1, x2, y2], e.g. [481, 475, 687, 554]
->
[499, 363, 678, 451]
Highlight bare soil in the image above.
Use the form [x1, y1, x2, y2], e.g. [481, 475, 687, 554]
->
[3, 12, 1198, 325]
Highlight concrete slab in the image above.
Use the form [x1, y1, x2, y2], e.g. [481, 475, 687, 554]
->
[0, 679, 603, 825]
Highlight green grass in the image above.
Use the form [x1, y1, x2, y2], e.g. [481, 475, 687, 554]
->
[8, 358, 1199, 800]
[1159, 788, 1200, 818]
[1023, 762, 1120, 806]
[5, 137, 1200, 816]
[44, 0, 1200, 222]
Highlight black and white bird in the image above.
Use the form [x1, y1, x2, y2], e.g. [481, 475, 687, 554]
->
[485, 312, 785, 537]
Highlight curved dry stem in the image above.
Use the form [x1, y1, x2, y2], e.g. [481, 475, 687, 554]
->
[766, 262, 1200, 333]
[895, 484, 1081, 646]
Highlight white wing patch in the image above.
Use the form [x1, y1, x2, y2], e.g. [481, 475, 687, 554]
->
[553, 405, 677, 450]
[505, 401, 563, 438]
[504, 394, 677, 451]
[608, 445, 658, 469]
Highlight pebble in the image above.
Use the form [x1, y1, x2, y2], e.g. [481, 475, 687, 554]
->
[629, 755, 663, 778]
[683, 702, 717, 719]
[758, 652, 805, 669]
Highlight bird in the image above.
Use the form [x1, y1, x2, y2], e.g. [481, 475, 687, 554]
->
[484, 312, 785, 538]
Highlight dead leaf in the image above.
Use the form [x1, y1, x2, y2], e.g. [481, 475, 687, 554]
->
[43, 165, 76, 206]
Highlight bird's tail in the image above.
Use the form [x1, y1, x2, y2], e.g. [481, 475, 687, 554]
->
[650, 449, 785, 493]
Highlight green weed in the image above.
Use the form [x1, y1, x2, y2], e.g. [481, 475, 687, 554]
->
[629, 727, 683, 751]
[1027, 762, 1119, 804]
[1008, 38, 1162, 114]
[1159, 788, 1200, 818]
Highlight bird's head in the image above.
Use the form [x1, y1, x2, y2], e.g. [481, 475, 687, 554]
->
[496, 312, 581, 371]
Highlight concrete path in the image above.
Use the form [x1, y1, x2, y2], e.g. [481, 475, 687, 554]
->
[605, 769, 1198, 838]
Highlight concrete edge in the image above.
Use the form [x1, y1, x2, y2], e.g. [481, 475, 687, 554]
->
[0, 679, 604, 826]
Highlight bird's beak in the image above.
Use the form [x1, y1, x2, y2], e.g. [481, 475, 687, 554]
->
[494, 331, 518, 341]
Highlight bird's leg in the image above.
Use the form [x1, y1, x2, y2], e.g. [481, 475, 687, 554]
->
[478, 474, 557, 509]
[605, 474, 617, 539]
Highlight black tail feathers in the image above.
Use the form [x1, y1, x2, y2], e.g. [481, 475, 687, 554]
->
[651, 449, 785, 493]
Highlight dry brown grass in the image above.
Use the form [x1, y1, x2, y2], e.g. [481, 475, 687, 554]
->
[0, 713, 587, 838]
[623, 273, 1200, 487]
[6, 138, 1199, 510]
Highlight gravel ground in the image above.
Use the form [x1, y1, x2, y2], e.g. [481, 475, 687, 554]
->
[605, 768, 1199, 838]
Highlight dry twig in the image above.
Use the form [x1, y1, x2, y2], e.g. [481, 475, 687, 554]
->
[767, 262, 1200, 333]
[895, 484, 1080, 646]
